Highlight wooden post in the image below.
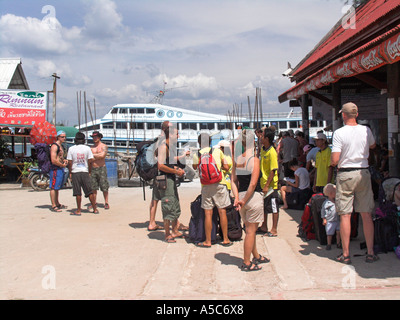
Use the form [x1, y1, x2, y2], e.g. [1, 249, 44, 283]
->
[301, 94, 309, 140]
[387, 62, 400, 177]
[332, 82, 342, 132]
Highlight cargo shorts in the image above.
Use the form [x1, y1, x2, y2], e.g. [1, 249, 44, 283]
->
[335, 168, 375, 215]
[152, 177, 181, 222]
[90, 166, 109, 192]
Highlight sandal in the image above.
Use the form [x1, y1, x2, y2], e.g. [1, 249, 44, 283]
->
[50, 206, 62, 213]
[240, 262, 262, 272]
[57, 204, 68, 209]
[252, 254, 270, 264]
[336, 253, 352, 265]
[165, 236, 176, 243]
[104, 203, 110, 210]
[365, 254, 379, 263]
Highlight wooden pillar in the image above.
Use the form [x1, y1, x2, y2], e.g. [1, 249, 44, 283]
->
[332, 82, 342, 131]
[387, 62, 400, 177]
[301, 94, 309, 140]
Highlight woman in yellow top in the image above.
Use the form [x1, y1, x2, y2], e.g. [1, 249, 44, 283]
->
[313, 133, 334, 193]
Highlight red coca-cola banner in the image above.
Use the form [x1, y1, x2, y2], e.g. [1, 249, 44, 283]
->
[282, 26, 400, 102]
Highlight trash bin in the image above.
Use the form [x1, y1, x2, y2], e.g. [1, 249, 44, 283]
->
[105, 158, 118, 187]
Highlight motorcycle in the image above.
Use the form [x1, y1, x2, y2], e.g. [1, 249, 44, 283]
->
[28, 166, 50, 191]
[28, 166, 71, 191]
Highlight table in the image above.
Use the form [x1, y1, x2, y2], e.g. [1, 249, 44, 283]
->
[11, 163, 25, 182]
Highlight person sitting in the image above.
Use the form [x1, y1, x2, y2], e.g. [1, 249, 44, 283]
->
[280, 159, 310, 209]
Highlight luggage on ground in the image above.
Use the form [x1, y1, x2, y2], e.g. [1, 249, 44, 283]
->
[189, 195, 219, 244]
[218, 199, 243, 241]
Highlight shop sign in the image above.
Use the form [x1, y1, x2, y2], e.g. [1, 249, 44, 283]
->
[0, 89, 47, 126]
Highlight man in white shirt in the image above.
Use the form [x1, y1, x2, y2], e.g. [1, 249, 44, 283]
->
[67, 132, 98, 215]
[331, 102, 377, 264]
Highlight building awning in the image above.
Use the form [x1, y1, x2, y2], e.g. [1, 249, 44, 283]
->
[279, 25, 400, 103]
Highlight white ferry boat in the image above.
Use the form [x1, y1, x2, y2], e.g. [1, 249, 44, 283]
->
[77, 105, 327, 154]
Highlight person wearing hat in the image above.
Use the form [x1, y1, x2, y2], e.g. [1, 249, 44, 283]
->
[313, 132, 333, 193]
[331, 102, 377, 264]
[90, 131, 110, 210]
[67, 132, 98, 215]
[49, 130, 69, 212]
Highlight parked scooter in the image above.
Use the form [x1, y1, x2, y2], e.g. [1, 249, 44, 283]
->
[28, 166, 50, 190]
[28, 166, 71, 191]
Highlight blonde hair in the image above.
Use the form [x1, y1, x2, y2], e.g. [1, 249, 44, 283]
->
[323, 183, 336, 197]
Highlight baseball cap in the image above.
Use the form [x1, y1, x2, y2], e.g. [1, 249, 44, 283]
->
[57, 130, 66, 137]
[217, 140, 230, 148]
[315, 133, 327, 141]
[339, 102, 358, 115]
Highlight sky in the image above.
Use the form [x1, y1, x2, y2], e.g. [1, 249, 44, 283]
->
[0, 0, 348, 126]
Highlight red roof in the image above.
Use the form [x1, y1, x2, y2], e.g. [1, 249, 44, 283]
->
[292, 0, 400, 79]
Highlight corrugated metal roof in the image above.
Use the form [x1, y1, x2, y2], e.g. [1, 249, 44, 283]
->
[0, 58, 29, 90]
[292, 0, 400, 79]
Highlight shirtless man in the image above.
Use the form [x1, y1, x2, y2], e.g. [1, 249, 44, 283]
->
[90, 131, 110, 209]
[49, 131, 69, 212]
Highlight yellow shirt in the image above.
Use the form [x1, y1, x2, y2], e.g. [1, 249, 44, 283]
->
[260, 146, 278, 190]
[192, 147, 229, 186]
[315, 147, 332, 187]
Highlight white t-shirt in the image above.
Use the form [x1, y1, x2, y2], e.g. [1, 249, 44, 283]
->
[331, 125, 375, 168]
[294, 167, 310, 190]
[67, 144, 94, 173]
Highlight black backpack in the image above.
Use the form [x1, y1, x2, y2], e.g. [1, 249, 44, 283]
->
[218, 199, 243, 241]
[134, 138, 159, 182]
[188, 195, 219, 244]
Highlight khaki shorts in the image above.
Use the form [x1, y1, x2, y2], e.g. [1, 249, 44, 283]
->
[239, 191, 264, 224]
[201, 183, 231, 210]
[336, 169, 375, 215]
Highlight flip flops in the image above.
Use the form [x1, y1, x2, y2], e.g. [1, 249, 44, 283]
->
[196, 242, 211, 248]
[70, 211, 81, 216]
[50, 206, 62, 213]
[165, 236, 176, 243]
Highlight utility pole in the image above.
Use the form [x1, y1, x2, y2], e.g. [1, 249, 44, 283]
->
[51, 73, 60, 125]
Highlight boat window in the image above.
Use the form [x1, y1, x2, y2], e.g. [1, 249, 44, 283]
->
[278, 121, 287, 129]
[217, 123, 227, 130]
[146, 108, 155, 114]
[129, 108, 144, 114]
[200, 123, 215, 130]
[310, 120, 318, 128]
[289, 121, 299, 129]
[147, 123, 161, 129]
[102, 123, 114, 129]
[111, 108, 118, 114]
[116, 122, 127, 129]
[182, 123, 197, 130]
[119, 108, 127, 114]
[131, 123, 144, 129]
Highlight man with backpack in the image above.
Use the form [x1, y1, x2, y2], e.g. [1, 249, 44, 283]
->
[49, 130, 68, 212]
[192, 133, 232, 247]
[331, 102, 377, 264]
[152, 122, 185, 242]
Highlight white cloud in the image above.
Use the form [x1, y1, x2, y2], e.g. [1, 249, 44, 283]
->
[0, 14, 71, 55]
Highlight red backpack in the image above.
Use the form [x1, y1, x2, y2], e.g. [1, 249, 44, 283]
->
[198, 149, 222, 185]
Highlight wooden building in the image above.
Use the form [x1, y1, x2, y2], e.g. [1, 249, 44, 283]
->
[278, 0, 400, 176]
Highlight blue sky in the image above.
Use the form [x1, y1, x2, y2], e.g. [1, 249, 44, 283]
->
[0, 0, 346, 126]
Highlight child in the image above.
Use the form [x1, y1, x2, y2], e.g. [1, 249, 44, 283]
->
[321, 183, 341, 250]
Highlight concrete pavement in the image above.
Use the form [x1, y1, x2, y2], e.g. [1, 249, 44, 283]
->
[0, 179, 399, 300]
